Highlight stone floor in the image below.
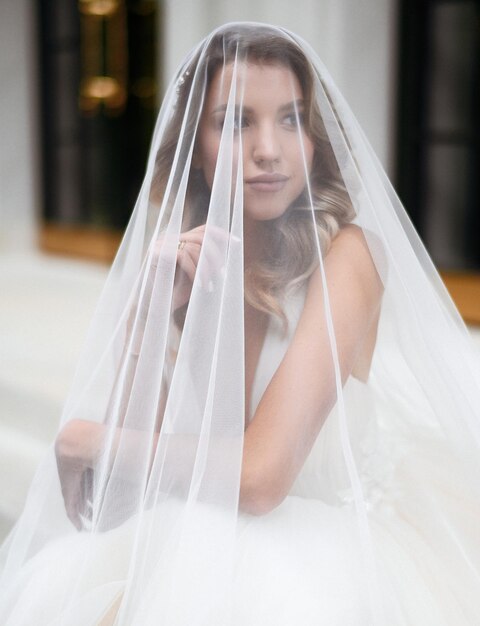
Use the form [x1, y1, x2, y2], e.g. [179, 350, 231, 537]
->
[0, 252, 479, 542]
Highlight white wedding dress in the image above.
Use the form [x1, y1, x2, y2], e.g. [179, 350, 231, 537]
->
[1, 286, 479, 626]
[235, 287, 480, 625]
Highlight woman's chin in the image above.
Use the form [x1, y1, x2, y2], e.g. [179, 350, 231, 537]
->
[243, 204, 289, 222]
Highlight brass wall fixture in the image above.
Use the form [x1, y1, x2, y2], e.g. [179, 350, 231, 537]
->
[79, 0, 128, 115]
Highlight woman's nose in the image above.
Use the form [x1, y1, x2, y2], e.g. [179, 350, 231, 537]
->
[251, 124, 281, 164]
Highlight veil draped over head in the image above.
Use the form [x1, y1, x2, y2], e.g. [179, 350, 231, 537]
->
[1, 22, 480, 626]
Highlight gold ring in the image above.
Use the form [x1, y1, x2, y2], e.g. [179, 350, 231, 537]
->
[178, 240, 186, 250]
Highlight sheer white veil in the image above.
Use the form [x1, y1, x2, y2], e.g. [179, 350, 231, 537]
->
[1, 22, 480, 626]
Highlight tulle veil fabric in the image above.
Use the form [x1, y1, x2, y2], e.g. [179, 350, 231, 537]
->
[1, 22, 480, 625]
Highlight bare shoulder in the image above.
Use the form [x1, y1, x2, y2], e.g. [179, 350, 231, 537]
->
[305, 224, 383, 324]
[329, 223, 374, 260]
[332, 224, 387, 281]
[306, 224, 384, 297]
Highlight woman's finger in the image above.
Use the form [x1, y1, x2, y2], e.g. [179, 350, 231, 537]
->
[173, 224, 238, 296]
[184, 242, 215, 287]
[176, 246, 198, 285]
[59, 463, 84, 531]
[193, 235, 221, 280]
[179, 231, 205, 246]
[187, 228, 227, 281]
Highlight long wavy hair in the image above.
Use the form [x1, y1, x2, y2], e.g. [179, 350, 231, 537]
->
[152, 25, 355, 327]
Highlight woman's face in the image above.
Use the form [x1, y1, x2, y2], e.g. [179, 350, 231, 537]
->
[195, 62, 315, 222]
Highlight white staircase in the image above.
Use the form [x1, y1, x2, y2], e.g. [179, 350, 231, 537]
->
[0, 253, 107, 541]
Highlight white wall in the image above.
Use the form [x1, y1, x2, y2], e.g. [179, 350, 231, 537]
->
[0, 0, 39, 252]
[162, 0, 398, 173]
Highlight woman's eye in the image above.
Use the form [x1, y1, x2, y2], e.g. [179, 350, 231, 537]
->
[217, 115, 247, 131]
[233, 116, 248, 130]
[283, 112, 305, 127]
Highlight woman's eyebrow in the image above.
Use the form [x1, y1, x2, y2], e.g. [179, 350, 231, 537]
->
[211, 99, 305, 115]
[278, 99, 305, 113]
[211, 104, 244, 115]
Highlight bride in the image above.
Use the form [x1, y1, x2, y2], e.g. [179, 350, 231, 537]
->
[1, 22, 480, 626]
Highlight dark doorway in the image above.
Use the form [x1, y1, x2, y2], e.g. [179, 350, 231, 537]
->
[396, 0, 480, 271]
[37, 0, 159, 260]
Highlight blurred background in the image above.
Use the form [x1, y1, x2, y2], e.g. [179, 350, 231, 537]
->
[0, 0, 479, 540]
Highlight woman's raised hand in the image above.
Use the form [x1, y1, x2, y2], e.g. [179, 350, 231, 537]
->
[152, 224, 235, 311]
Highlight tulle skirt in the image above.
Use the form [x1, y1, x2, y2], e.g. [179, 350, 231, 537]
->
[1, 378, 480, 625]
[1, 470, 479, 626]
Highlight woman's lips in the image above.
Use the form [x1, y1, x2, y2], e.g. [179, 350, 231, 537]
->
[245, 174, 289, 192]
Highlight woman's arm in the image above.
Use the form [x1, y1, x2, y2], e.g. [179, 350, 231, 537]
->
[55, 225, 229, 527]
[239, 225, 384, 515]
